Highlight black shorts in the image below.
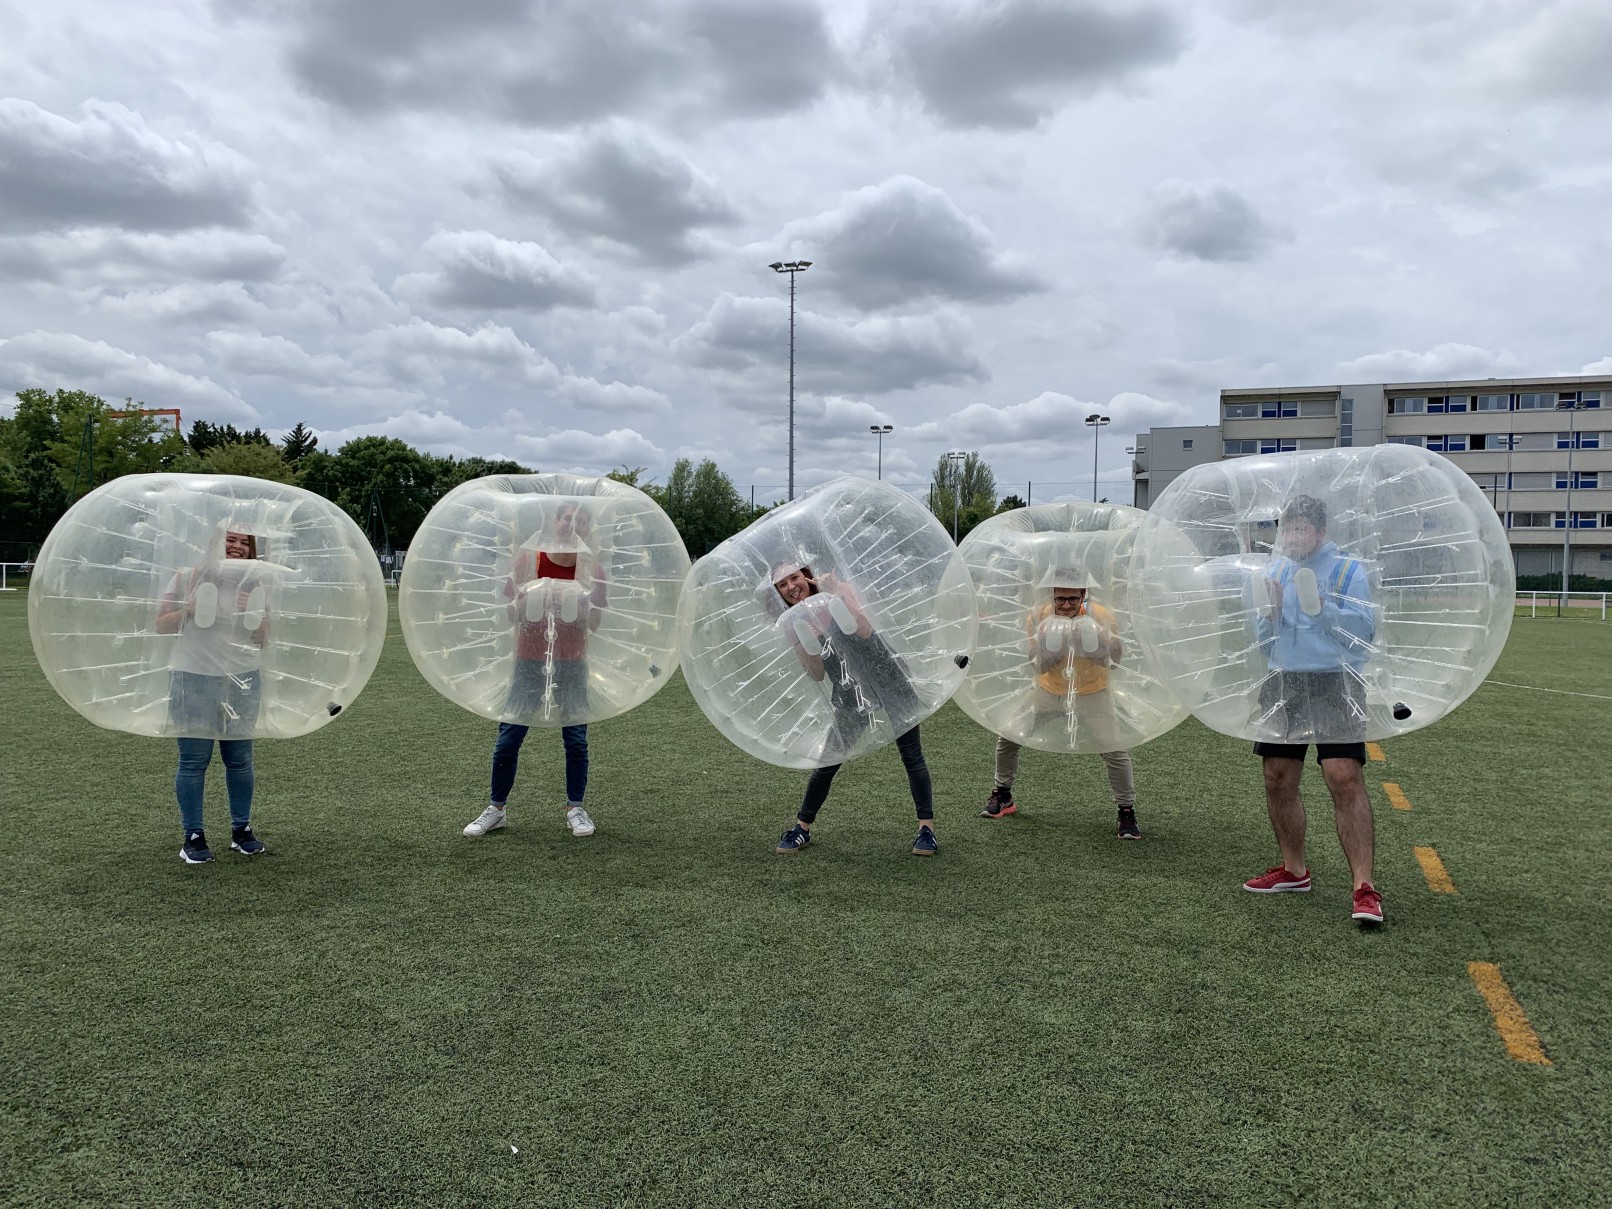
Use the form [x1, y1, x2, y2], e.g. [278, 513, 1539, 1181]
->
[1255, 668, 1367, 746]
[1253, 740, 1367, 765]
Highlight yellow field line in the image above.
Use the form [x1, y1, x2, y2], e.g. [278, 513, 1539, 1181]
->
[1382, 782, 1412, 811]
[1467, 962, 1551, 1065]
[1412, 845, 1457, 894]
[1366, 741, 1386, 762]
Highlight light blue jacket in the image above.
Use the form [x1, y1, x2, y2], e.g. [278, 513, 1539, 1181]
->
[1254, 540, 1376, 671]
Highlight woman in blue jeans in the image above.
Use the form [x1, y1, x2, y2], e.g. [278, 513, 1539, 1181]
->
[154, 528, 269, 865]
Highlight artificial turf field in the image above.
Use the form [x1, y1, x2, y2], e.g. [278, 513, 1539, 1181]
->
[2, 590, 1609, 1207]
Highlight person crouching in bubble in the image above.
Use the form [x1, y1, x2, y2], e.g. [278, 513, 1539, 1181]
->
[154, 527, 270, 864]
[769, 562, 938, 858]
[1242, 494, 1384, 925]
[980, 569, 1141, 840]
[463, 501, 607, 841]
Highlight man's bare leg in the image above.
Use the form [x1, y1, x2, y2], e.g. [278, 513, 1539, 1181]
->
[1262, 756, 1308, 874]
[1321, 757, 1374, 889]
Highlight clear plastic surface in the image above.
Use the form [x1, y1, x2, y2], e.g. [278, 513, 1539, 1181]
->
[1130, 445, 1515, 743]
[956, 502, 1188, 753]
[28, 474, 387, 739]
[399, 474, 689, 726]
[677, 476, 976, 770]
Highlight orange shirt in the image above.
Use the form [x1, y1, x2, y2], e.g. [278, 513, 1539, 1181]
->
[1028, 600, 1114, 696]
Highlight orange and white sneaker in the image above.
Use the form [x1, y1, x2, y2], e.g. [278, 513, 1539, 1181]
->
[1351, 884, 1384, 924]
[1243, 865, 1311, 893]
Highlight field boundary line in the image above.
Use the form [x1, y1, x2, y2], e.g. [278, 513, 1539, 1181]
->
[1467, 962, 1551, 1065]
[1382, 782, 1412, 811]
[1485, 680, 1612, 702]
[1413, 845, 1457, 894]
[1365, 741, 1386, 762]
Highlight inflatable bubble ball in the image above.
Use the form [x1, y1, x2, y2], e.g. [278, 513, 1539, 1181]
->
[1130, 445, 1514, 744]
[28, 474, 388, 739]
[955, 502, 1188, 754]
[399, 473, 689, 727]
[677, 476, 977, 770]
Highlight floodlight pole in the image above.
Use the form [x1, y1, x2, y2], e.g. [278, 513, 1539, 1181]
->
[870, 424, 893, 479]
[946, 450, 967, 542]
[1084, 413, 1110, 501]
[769, 259, 812, 500]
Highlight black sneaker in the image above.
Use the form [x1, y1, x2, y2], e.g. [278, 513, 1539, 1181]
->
[1116, 808, 1142, 841]
[980, 785, 1017, 819]
[911, 827, 939, 857]
[776, 823, 812, 854]
[230, 826, 266, 856]
[180, 831, 213, 864]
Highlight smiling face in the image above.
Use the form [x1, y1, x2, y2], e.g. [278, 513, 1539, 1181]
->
[223, 530, 253, 559]
[1051, 586, 1087, 616]
[774, 569, 814, 606]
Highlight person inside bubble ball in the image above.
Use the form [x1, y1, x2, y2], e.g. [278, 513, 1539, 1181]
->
[154, 527, 270, 865]
[463, 500, 607, 841]
[768, 561, 938, 857]
[1242, 494, 1383, 925]
[980, 569, 1141, 840]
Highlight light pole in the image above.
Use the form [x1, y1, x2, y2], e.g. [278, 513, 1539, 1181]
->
[946, 450, 967, 542]
[870, 424, 893, 479]
[769, 260, 812, 499]
[1557, 400, 1585, 609]
[1084, 413, 1110, 502]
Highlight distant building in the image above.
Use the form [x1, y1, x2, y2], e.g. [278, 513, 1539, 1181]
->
[1130, 374, 1611, 579]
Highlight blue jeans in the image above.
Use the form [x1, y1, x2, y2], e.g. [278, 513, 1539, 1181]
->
[491, 723, 588, 806]
[798, 726, 932, 825]
[175, 738, 254, 834]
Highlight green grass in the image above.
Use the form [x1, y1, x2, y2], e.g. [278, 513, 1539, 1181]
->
[2, 591, 1610, 1206]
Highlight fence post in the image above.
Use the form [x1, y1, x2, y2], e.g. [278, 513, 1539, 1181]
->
[1027, 480, 1032, 506]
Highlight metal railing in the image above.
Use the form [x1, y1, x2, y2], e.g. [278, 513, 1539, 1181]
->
[1515, 592, 1610, 619]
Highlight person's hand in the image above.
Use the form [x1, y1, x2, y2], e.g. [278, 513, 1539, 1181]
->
[1264, 577, 1283, 611]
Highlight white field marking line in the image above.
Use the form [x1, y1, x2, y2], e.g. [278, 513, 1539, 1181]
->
[1484, 680, 1612, 702]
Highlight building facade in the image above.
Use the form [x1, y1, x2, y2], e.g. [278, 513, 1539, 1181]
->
[1130, 374, 1612, 579]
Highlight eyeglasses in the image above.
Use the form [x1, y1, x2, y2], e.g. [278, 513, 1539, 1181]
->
[1052, 593, 1084, 605]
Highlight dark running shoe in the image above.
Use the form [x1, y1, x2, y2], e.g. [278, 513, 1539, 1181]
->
[980, 786, 1017, 820]
[180, 831, 213, 864]
[230, 826, 266, 856]
[776, 823, 812, 854]
[1116, 808, 1142, 840]
[911, 827, 939, 857]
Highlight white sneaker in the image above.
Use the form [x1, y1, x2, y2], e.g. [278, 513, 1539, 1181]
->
[464, 805, 506, 837]
[566, 806, 595, 838]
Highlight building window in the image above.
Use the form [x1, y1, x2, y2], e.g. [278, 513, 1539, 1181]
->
[1602, 513, 1612, 528]
[1387, 435, 1424, 447]
[1182, 438, 1193, 450]
[1511, 432, 1555, 451]
[1581, 391, 1603, 409]
[1259, 438, 1297, 454]
[1260, 400, 1298, 419]
[1581, 431, 1603, 449]
[1570, 512, 1599, 528]
[1339, 397, 1354, 447]
[1516, 392, 1554, 410]
[1558, 430, 1602, 450]
[1427, 434, 1469, 453]
[1510, 472, 1554, 490]
[1509, 512, 1554, 528]
[1298, 399, 1336, 417]
[1475, 393, 1511, 411]
[1223, 402, 1259, 419]
[1558, 472, 1600, 490]
[1390, 397, 1427, 414]
[1469, 472, 1504, 490]
[1223, 439, 1257, 456]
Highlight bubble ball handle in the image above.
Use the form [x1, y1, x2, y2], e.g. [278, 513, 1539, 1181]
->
[192, 582, 218, 630]
[1295, 567, 1323, 617]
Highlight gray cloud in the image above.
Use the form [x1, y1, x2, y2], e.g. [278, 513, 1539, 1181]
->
[1140, 180, 1290, 263]
[676, 293, 989, 395]
[0, 99, 255, 233]
[0, 228, 286, 285]
[496, 128, 738, 265]
[0, 330, 258, 421]
[1334, 343, 1521, 382]
[284, 0, 840, 126]
[880, 0, 1186, 129]
[392, 230, 597, 310]
[771, 176, 1046, 311]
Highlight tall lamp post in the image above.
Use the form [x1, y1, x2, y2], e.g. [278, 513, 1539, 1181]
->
[870, 424, 893, 479]
[769, 260, 812, 499]
[1084, 413, 1110, 502]
[1557, 399, 1586, 610]
[946, 450, 967, 542]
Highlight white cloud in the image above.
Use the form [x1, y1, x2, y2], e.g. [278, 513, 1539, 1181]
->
[1334, 343, 1522, 382]
[0, 331, 257, 422]
[392, 230, 597, 311]
[515, 427, 665, 470]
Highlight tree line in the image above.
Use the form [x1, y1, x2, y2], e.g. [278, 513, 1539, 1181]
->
[1, 387, 1015, 561]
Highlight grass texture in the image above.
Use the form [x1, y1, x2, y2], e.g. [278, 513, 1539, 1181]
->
[2, 592, 1610, 1206]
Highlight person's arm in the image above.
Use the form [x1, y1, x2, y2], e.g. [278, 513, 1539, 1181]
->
[154, 570, 195, 635]
[1318, 562, 1376, 654]
[1253, 574, 1282, 651]
[586, 568, 607, 633]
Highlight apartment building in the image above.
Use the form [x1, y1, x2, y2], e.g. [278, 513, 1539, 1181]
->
[1130, 374, 1612, 578]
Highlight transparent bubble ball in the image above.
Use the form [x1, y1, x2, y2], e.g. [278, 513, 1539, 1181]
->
[28, 474, 388, 739]
[1131, 445, 1515, 743]
[677, 476, 977, 770]
[956, 501, 1188, 754]
[399, 473, 689, 726]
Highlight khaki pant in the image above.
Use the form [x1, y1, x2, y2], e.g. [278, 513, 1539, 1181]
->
[993, 688, 1135, 809]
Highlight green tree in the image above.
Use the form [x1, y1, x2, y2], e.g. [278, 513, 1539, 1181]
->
[427, 454, 532, 495]
[188, 420, 270, 455]
[657, 457, 750, 554]
[201, 442, 296, 483]
[297, 436, 439, 547]
[280, 422, 319, 467]
[605, 465, 651, 490]
[997, 493, 1027, 513]
[929, 451, 998, 541]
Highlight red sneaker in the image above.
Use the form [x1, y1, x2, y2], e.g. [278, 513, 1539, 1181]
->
[1351, 884, 1384, 924]
[1243, 865, 1311, 893]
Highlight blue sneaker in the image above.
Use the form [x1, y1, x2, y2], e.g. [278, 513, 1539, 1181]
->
[775, 823, 811, 854]
[230, 826, 266, 856]
[911, 827, 938, 857]
[180, 830, 213, 864]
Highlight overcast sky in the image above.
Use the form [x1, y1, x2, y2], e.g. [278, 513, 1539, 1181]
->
[3, 0, 1611, 502]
